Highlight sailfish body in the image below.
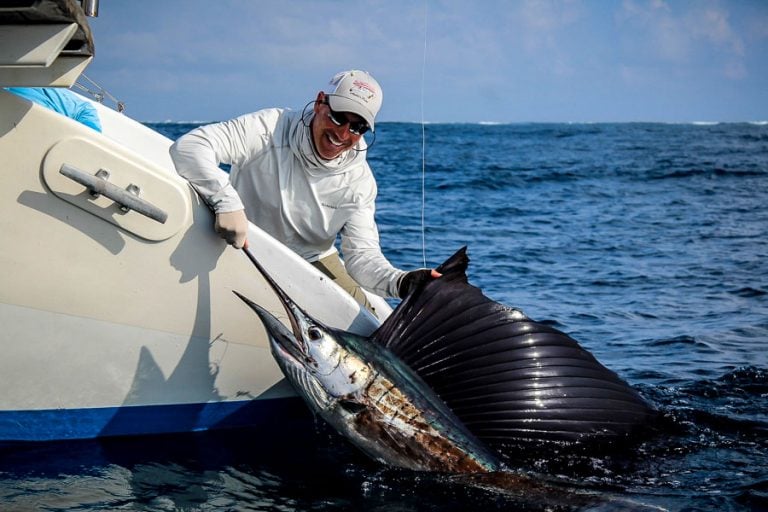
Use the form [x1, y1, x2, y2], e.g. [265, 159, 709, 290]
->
[235, 286, 502, 472]
[236, 247, 655, 472]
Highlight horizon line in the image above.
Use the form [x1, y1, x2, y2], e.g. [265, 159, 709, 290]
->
[141, 119, 768, 126]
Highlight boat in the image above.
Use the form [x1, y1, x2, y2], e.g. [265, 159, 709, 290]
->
[0, 0, 391, 442]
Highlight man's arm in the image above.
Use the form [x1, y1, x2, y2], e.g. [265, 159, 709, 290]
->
[169, 114, 269, 249]
[340, 202, 405, 298]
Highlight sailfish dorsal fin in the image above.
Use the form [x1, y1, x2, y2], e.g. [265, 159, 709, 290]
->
[372, 247, 655, 447]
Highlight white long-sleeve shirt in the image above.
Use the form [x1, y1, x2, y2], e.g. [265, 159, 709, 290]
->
[169, 108, 405, 298]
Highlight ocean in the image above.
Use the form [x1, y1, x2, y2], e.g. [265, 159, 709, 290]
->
[1, 121, 766, 511]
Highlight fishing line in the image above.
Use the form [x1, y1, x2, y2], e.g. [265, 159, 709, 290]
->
[420, 0, 428, 268]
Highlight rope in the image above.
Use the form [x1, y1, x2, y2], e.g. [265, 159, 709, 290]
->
[73, 73, 126, 112]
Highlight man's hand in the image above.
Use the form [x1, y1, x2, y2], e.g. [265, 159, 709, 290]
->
[215, 210, 249, 249]
[398, 268, 442, 298]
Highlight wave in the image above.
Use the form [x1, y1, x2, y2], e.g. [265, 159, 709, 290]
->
[677, 366, 768, 400]
[144, 120, 218, 126]
[649, 167, 767, 180]
[730, 287, 767, 298]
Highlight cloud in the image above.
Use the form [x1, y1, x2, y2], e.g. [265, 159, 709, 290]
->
[84, 0, 767, 122]
[617, 0, 746, 80]
[511, 0, 586, 76]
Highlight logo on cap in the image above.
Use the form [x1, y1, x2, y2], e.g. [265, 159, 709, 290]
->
[349, 80, 376, 104]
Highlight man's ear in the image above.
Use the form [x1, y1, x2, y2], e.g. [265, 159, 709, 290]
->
[313, 91, 325, 112]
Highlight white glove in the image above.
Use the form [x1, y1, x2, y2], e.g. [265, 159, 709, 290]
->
[215, 210, 248, 249]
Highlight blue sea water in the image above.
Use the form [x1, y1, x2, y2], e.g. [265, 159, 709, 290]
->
[1, 121, 766, 511]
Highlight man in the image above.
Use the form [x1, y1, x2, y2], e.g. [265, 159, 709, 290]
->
[170, 70, 436, 310]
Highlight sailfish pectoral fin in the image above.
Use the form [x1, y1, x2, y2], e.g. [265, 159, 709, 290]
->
[338, 399, 368, 415]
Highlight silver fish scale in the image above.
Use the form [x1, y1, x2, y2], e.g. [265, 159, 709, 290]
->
[355, 371, 495, 472]
[284, 363, 331, 411]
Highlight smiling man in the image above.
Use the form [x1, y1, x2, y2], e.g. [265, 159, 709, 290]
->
[171, 70, 436, 309]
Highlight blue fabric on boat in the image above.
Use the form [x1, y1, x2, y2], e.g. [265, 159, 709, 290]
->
[6, 87, 102, 132]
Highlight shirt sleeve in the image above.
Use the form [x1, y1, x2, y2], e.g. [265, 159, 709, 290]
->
[340, 201, 406, 298]
[169, 112, 273, 213]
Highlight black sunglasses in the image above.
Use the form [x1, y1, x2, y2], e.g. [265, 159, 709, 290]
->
[322, 100, 370, 135]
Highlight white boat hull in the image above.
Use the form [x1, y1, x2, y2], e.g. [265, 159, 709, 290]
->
[0, 89, 390, 441]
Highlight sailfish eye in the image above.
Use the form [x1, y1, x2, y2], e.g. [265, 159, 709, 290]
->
[307, 327, 323, 341]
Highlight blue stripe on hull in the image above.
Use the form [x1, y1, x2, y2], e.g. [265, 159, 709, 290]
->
[0, 398, 308, 442]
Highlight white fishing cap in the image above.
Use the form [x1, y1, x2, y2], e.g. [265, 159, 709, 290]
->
[326, 70, 382, 131]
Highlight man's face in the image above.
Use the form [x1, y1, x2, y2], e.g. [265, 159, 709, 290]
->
[311, 92, 366, 160]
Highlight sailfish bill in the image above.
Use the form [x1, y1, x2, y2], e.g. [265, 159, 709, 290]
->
[235, 246, 655, 471]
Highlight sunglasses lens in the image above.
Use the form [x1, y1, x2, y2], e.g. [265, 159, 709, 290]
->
[325, 102, 370, 135]
[328, 109, 345, 126]
[349, 122, 369, 135]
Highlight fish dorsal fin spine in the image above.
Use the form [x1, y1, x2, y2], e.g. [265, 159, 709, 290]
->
[372, 247, 656, 446]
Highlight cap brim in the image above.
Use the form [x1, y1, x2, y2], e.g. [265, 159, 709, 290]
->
[328, 96, 375, 131]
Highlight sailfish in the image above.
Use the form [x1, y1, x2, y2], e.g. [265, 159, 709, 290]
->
[235, 247, 655, 472]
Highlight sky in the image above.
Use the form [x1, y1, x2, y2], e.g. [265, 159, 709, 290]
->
[83, 0, 768, 123]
